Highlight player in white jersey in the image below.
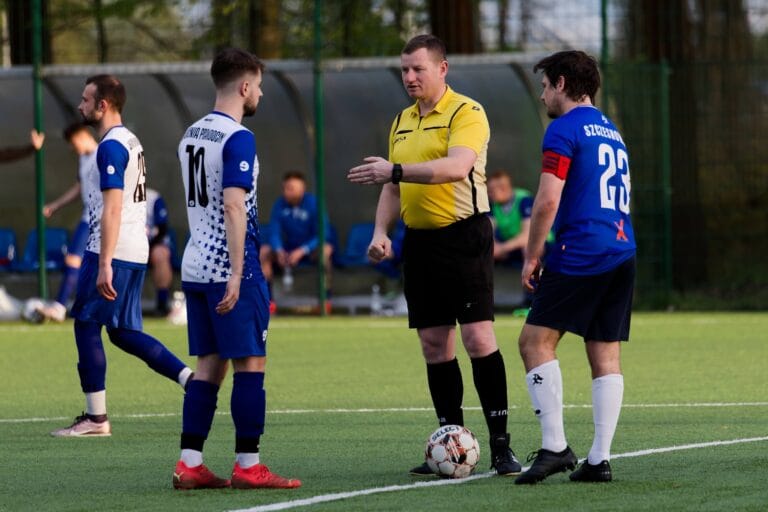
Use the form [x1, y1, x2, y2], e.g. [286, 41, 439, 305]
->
[51, 74, 192, 438]
[38, 123, 97, 322]
[172, 48, 300, 491]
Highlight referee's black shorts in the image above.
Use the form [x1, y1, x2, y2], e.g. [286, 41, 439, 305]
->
[526, 256, 636, 341]
[402, 215, 495, 329]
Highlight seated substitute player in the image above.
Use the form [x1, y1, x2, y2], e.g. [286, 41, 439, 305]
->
[260, 171, 334, 308]
[145, 187, 174, 315]
[0, 129, 45, 163]
[172, 47, 300, 490]
[514, 50, 636, 484]
[38, 122, 98, 322]
[487, 169, 533, 264]
[51, 74, 192, 437]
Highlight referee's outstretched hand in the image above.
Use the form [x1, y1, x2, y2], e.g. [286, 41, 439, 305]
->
[347, 156, 393, 185]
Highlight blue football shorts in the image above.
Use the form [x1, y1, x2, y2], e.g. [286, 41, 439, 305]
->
[70, 251, 145, 330]
[526, 256, 635, 342]
[183, 280, 270, 359]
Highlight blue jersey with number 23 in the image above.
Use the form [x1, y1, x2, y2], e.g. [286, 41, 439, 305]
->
[543, 106, 636, 275]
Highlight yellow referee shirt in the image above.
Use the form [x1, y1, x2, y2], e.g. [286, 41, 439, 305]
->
[388, 86, 490, 229]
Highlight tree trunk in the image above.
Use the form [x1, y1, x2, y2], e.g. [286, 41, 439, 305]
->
[93, 0, 108, 63]
[428, 0, 481, 54]
[211, 0, 234, 53]
[249, 0, 282, 58]
[6, 0, 51, 64]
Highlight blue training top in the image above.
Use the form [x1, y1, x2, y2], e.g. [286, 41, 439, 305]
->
[268, 192, 329, 253]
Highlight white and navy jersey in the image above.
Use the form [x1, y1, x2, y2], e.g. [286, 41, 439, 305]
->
[78, 151, 96, 222]
[83, 125, 149, 264]
[178, 111, 262, 285]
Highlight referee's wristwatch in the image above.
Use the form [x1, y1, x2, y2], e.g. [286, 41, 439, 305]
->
[391, 163, 403, 184]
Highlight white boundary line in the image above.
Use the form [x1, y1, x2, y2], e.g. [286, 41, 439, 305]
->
[229, 436, 768, 512]
[2, 402, 768, 424]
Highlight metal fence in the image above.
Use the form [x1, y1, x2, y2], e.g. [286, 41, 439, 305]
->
[1, 55, 766, 309]
[606, 60, 768, 309]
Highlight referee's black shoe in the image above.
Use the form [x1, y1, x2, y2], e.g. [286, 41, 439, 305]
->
[409, 462, 435, 476]
[569, 459, 612, 482]
[490, 433, 522, 475]
[514, 446, 578, 484]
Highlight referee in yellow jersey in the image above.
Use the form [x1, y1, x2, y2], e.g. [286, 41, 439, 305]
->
[348, 34, 522, 476]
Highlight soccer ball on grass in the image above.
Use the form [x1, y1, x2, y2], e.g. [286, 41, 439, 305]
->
[424, 424, 480, 478]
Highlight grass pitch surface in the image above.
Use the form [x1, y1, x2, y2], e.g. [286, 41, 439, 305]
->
[1, 312, 766, 511]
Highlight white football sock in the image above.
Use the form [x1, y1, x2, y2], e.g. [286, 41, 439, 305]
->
[178, 367, 193, 389]
[85, 391, 107, 416]
[588, 373, 624, 465]
[180, 449, 203, 468]
[526, 359, 567, 452]
[236, 452, 260, 469]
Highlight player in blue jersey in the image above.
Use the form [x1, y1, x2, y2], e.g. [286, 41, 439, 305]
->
[260, 171, 333, 309]
[145, 188, 173, 315]
[260, 171, 334, 309]
[172, 48, 300, 490]
[514, 51, 636, 484]
[38, 123, 97, 322]
[51, 75, 192, 438]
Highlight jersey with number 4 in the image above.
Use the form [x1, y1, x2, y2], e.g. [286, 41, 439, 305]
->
[83, 125, 148, 264]
[178, 111, 261, 285]
[543, 106, 636, 275]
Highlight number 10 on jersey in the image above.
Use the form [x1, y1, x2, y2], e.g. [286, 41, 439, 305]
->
[185, 145, 209, 208]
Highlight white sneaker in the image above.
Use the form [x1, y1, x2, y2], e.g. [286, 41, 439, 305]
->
[37, 301, 67, 322]
[50, 413, 111, 437]
[167, 291, 187, 326]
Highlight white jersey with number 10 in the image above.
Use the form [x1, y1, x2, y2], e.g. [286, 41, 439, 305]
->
[177, 111, 260, 284]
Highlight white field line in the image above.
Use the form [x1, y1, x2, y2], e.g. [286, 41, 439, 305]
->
[230, 436, 768, 512]
[2, 402, 768, 424]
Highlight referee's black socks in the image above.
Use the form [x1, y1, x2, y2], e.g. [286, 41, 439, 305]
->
[426, 358, 464, 426]
[471, 350, 509, 437]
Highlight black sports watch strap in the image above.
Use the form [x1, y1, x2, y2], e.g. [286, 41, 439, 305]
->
[391, 163, 403, 184]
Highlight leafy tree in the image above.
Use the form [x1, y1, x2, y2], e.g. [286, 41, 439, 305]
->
[47, 0, 196, 63]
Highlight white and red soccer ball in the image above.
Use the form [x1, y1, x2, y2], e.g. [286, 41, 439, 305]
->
[425, 425, 480, 478]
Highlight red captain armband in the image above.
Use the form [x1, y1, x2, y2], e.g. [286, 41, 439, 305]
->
[542, 150, 571, 180]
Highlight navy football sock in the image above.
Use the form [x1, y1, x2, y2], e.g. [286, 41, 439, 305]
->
[471, 350, 509, 437]
[74, 320, 107, 392]
[56, 265, 80, 306]
[232, 371, 265, 453]
[106, 327, 186, 382]
[156, 289, 169, 313]
[181, 380, 220, 451]
[426, 358, 464, 426]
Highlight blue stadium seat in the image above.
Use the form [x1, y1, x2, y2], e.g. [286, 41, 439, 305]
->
[338, 222, 375, 267]
[0, 228, 18, 271]
[15, 228, 69, 271]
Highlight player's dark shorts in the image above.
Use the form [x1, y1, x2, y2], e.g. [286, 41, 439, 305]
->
[526, 255, 635, 341]
[71, 251, 145, 330]
[403, 215, 495, 329]
[182, 279, 270, 359]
